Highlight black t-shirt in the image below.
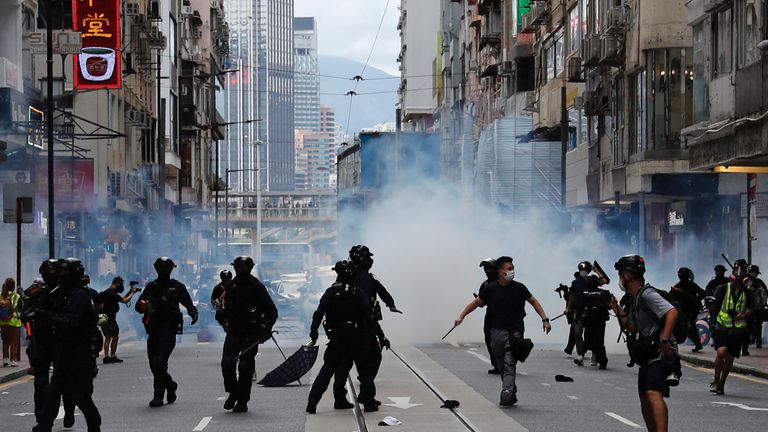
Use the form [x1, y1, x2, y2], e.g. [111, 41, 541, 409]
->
[478, 281, 532, 332]
[100, 288, 122, 318]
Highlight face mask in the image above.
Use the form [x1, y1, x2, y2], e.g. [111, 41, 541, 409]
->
[579, 270, 589, 278]
[619, 276, 627, 292]
[504, 270, 515, 282]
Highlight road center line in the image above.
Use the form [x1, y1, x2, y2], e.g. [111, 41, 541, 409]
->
[605, 412, 642, 428]
[465, 350, 492, 365]
[193, 416, 212, 431]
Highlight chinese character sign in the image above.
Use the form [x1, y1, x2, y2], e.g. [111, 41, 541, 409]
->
[73, 0, 121, 89]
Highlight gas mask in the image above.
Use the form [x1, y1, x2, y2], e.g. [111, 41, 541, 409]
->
[503, 270, 515, 282]
[116, 283, 125, 293]
[619, 274, 627, 292]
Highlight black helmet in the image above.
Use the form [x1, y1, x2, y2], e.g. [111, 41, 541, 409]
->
[58, 258, 85, 285]
[349, 245, 373, 262]
[479, 258, 496, 268]
[39, 259, 59, 274]
[154, 257, 176, 270]
[714, 264, 727, 273]
[677, 267, 694, 281]
[578, 261, 593, 272]
[614, 255, 646, 276]
[733, 259, 748, 276]
[220, 270, 233, 281]
[332, 260, 356, 283]
[232, 256, 255, 268]
[82, 274, 91, 285]
[734, 259, 748, 269]
[748, 264, 760, 275]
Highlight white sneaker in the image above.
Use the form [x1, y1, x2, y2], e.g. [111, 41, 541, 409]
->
[10, 361, 17, 367]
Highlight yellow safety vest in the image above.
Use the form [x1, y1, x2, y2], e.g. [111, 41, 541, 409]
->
[0, 292, 21, 328]
[716, 283, 747, 329]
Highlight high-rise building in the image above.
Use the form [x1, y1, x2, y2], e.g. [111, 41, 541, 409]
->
[223, 0, 295, 192]
[294, 17, 320, 132]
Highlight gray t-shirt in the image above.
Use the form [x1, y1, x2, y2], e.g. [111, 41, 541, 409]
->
[630, 285, 675, 338]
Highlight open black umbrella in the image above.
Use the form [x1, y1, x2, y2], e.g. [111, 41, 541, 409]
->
[258, 343, 319, 387]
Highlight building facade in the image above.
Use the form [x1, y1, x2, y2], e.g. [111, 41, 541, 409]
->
[294, 17, 320, 132]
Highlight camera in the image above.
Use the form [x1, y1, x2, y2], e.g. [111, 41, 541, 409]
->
[584, 289, 611, 308]
[129, 281, 142, 292]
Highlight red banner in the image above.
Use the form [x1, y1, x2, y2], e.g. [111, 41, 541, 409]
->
[73, 0, 122, 89]
[34, 159, 95, 211]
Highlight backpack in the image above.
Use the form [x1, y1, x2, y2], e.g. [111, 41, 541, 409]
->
[635, 285, 691, 344]
[753, 282, 768, 310]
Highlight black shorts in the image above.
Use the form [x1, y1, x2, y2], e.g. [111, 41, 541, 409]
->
[101, 319, 120, 337]
[712, 329, 745, 358]
[638, 360, 670, 398]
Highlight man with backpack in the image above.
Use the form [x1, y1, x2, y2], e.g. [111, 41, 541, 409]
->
[610, 255, 680, 432]
[708, 259, 759, 395]
[744, 265, 767, 351]
[670, 268, 705, 352]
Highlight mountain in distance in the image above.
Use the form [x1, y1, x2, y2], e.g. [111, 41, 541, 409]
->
[319, 55, 398, 137]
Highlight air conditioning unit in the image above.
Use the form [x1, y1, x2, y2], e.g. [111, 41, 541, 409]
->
[599, 36, 623, 66]
[567, 56, 583, 82]
[522, 13, 535, 33]
[125, 2, 140, 16]
[582, 35, 601, 66]
[608, 7, 626, 29]
[524, 91, 538, 112]
[191, 30, 203, 39]
[181, 5, 194, 16]
[582, 90, 597, 116]
[530, 1, 548, 25]
[126, 109, 138, 124]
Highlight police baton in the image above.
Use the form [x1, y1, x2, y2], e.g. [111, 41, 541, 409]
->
[550, 312, 566, 322]
[235, 330, 276, 362]
[721, 254, 735, 270]
[441, 323, 459, 340]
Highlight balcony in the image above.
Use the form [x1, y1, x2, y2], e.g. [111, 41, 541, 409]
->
[478, 0, 501, 15]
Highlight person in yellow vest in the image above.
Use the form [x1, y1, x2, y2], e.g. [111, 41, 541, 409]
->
[0, 278, 22, 367]
[709, 259, 758, 395]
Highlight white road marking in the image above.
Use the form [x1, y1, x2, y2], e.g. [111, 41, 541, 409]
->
[383, 396, 422, 410]
[567, 395, 579, 400]
[197, 342, 210, 345]
[712, 402, 768, 412]
[465, 350, 492, 365]
[605, 412, 642, 428]
[12, 412, 35, 417]
[540, 382, 551, 387]
[193, 416, 212, 431]
[518, 371, 528, 376]
[468, 347, 477, 351]
[216, 397, 226, 401]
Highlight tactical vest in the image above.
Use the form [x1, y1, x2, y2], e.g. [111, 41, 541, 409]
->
[716, 283, 748, 329]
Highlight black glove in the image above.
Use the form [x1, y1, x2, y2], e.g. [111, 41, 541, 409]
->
[190, 310, 199, 325]
[309, 330, 318, 343]
[389, 306, 403, 314]
[380, 338, 391, 350]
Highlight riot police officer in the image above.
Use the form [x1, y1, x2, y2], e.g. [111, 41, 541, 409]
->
[219, 257, 277, 413]
[135, 257, 198, 408]
[211, 270, 233, 310]
[32, 259, 101, 432]
[306, 260, 390, 414]
[671, 268, 705, 352]
[478, 258, 499, 373]
[22, 259, 76, 428]
[568, 261, 610, 369]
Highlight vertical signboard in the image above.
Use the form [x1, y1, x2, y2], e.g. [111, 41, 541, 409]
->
[73, 0, 122, 89]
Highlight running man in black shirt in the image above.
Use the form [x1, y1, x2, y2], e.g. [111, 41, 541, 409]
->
[454, 256, 551, 406]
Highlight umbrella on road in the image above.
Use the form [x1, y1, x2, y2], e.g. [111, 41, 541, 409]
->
[258, 343, 319, 387]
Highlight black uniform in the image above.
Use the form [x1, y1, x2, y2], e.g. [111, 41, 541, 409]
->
[581, 276, 610, 368]
[355, 271, 397, 321]
[220, 275, 277, 406]
[478, 277, 497, 370]
[34, 284, 101, 432]
[307, 281, 384, 412]
[22, 284, 76, 426]
[136, 278, 197, 405]
[671, 279, 705, 350]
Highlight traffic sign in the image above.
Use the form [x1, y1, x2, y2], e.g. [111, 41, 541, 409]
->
[3, 183, 35, 223]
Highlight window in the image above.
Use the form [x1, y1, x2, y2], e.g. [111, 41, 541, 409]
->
[629, 70, 647, 155]
[169, 92, 178, 153]
[693, 21, 710, 123]
[614, 77, 625, 166]
[737, 0, 761, 67]
[545, 30, 564, 81]
[569, 6, 580, 53]
[169, 17, 177, 64]
[713, 7, 733, 76]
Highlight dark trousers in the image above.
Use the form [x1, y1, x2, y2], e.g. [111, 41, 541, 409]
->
[584, 318, 608, 366]
[483, 313, 497, 370]
[565, 325, 576, 353]
[38, 350, 100, 431]
[28, 338, 76, 426]
[221, 333, 259, 402]
[147, 326, 177, 398]
[311, 336, 378, 406]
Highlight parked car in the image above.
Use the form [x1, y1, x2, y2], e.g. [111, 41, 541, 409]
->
[270, 273, 306, 320]
[300, 266, 335, 332]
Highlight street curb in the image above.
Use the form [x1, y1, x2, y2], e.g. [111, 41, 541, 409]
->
[679, 353, 768, 380]
[0, 367, 32, 384]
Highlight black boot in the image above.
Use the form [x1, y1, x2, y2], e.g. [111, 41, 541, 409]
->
[233, 401, 248, 413]
[306, 399, 318, 414]
[334, 399, 354, 409]
[223, 393, 237, 411]
[149, 388, 165, 408]
[166, 381, 178, 404]
[63, 410, 75, 428]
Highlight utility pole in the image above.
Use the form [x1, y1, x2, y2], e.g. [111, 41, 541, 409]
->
[46, 0, 55, 258]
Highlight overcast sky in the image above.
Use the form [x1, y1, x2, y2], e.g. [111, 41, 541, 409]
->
[294, 0, 400, 76]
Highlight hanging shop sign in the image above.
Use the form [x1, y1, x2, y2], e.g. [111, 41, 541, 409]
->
[73, 0, 121, 89]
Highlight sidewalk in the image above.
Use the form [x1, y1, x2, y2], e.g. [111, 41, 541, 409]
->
[0, 358, 31, 384]
[679, 345, 768, 379]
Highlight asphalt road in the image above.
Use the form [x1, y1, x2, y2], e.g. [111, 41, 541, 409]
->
[421, 343, 768, 432]
[2, 331, 767, 431]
